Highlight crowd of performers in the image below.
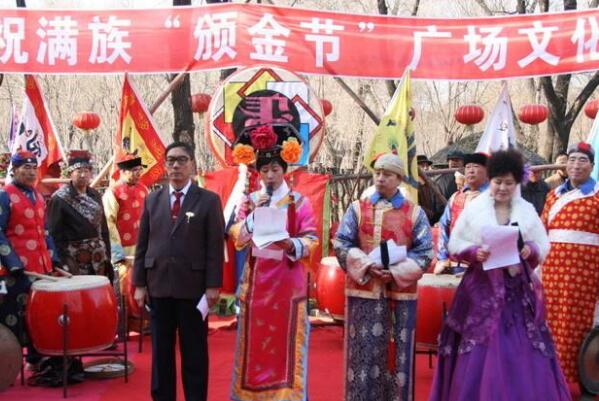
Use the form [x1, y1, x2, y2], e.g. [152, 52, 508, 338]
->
[0, 121, 597, 401]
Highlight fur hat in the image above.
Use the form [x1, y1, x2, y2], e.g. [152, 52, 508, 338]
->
[373, 153, 405, 177]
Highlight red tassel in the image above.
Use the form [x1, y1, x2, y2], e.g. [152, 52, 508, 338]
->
[387, 298, 397, 373]
[387, 337, 397, 373]
[287, 191, 296, 237]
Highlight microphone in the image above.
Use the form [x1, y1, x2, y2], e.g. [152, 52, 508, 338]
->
[380, 240, 390, 270]
[510, 222, 524, 251]
[265, 184, 274, 207]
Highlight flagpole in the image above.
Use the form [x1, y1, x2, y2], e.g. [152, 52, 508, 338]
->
[91, 71, 188, 188]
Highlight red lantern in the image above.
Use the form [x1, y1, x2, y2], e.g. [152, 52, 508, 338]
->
[72, 112, 101, 131]
[584, 99, 599, 119]
[321, 99, 333, 116]
[191, 93, 211, 113]
[518, 104, 548, 125]
[454, 105, 484, 125]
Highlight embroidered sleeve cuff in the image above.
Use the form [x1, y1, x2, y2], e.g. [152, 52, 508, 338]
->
[286, 238, 304, 261]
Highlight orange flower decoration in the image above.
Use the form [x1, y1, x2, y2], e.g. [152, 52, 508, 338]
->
[281, 138, 302, 164]
[232, 144, 256, 165]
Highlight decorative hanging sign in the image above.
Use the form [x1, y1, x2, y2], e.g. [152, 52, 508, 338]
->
[205, 65, 325, 168]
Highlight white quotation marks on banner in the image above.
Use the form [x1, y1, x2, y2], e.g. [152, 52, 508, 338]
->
[300, 18, 344, 68]
[164, 15, 181, 29]
[358, 22, 375, 32]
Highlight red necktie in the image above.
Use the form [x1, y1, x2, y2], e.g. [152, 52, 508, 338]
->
[171, 191, 183, 221]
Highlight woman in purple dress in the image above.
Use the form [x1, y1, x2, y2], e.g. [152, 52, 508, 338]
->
[428, 150, 571, 401]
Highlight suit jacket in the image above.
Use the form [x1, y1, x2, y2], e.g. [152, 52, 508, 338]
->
[132, 183, 225, 299]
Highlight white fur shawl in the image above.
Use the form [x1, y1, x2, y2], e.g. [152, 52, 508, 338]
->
[448, 191, 550, 262]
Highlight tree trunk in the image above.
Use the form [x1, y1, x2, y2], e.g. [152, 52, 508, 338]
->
[377, 0, 397, 97]
[170, 0, 195, 147]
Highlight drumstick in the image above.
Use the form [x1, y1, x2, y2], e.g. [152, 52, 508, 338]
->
[24, 271, 60, 281]
[54, 267, 73, 278]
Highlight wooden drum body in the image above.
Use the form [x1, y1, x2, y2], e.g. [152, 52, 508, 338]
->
[416, 273, 461, 346]
[27, 275, 118, 355]
[315, 256, 346, 320]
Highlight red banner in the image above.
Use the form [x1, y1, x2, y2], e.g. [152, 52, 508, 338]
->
[1, 4, 598, 80]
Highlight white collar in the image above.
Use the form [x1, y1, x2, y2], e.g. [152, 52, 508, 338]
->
[169, 180, 192, 196]
[260, 180, 289, 206]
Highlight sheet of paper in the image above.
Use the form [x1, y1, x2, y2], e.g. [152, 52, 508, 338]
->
[481, 225, 520, 271]
[368, 240, 407, 266]
[252, 207, 289, 249]
[196, 294, 209, 321]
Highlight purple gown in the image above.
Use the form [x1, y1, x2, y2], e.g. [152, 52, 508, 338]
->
[428, 243, 572, 401]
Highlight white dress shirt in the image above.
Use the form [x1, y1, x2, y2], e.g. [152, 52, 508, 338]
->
[169, 180, 192, 207]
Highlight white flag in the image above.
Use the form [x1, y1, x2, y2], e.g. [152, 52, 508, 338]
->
[8, 75, 65, 180]
[476, 83, 517, 154]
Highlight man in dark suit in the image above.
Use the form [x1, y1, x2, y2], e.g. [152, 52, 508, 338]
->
[133, 142, 224, 401]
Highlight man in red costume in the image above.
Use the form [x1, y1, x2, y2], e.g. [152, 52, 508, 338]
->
[0, 151, 60, 363]
[103, 155, 148, 272]
[541, 142, 599, 384]
[434, 153, 488, 274]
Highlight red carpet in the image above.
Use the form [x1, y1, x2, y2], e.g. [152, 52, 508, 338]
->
[1, 323, 589, 400]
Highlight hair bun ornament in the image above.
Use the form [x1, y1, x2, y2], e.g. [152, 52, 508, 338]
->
[280, 138, 302, 164]
[249, 126, 278, 151]
[232, 144, 256, 165]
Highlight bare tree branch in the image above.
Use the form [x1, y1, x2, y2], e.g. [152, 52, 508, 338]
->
[473, 0, 494, 15]
[411, 0, 421, 16]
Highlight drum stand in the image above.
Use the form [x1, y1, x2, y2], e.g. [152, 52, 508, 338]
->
[21, 295, 130, 398]
[125, 307, 148, 353]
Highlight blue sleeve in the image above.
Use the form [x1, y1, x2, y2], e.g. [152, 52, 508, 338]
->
[407, 207, 434, 270]
[437, 199, 453, 262]
[0, 190, 24, 273]
[333, 202, 360, 270]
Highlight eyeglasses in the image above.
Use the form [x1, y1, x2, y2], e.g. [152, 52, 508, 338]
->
[165, 156, 190, 166]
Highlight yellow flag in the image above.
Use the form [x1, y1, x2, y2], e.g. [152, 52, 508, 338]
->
[112, 74, 166, 186]
[363, 69, 418, 202]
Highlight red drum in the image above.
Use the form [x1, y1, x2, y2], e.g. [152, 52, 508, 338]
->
[426, 225, 441, 272]
[27, 275, 118, 355]
[315, 256, 346, 320]
[416, 273, 461, 346]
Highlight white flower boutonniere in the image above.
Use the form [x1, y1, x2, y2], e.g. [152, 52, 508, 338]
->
[186, 211, 195, 223]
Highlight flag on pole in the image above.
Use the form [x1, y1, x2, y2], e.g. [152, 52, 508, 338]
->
[113, 74, 166, 186]
[10, 75, 65, 178]
[476, 83, 517, 154]
[7, 102, 19, 151]
[363, 69, 418, 202]
[587, 110, 599, 181]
